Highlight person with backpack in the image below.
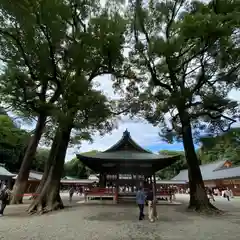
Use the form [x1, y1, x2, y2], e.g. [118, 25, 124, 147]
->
[0, 181, 11, 217]
[136, 186, 146, 220]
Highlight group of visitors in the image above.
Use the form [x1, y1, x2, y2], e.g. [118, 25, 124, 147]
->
[136, 186, 158, 222]
[207, 187, 233, 201]
[0, 181, 11, 217]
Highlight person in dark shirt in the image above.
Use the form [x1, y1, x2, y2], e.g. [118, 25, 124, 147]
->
[136, 186, 146, 220]
[208, 188, 215, 201]
[146, 187, 154, 222]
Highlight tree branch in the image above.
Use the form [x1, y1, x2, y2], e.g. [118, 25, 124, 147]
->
[0, 29, 37, 82]
[133, 0, 172, 92]
[190, 111, 236, 132]
[35, 12, 60, 103]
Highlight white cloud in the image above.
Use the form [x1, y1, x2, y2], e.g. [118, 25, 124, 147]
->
[66, 74, 162, 160]
[8, 75, 240, 162]
[66, 117, 163, 160]
[66, 82, 240, 161]
[229, 89, 240, 101]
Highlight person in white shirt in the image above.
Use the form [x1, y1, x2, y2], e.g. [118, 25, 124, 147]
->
[225, 189, 230, 201]
[0, 181, 11, 216]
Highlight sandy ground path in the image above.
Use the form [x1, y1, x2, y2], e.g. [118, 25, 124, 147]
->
[0, 193, 240, 240]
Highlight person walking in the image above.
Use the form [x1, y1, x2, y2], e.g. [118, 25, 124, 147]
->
[0, 181, 11, 217]
[69, 186, 75, 203]
[225, 188, 230, 201]
[146, 187, 154, 222]
[136, 186, 145, 220]
[208, 188, 215, 202]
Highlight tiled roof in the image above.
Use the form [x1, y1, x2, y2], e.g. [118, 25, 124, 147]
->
[13, 170, 43, 180]
[62, 176, 79, 180]
[60, 179, 96, 184]
[156, 180, 187, 185]
[78, 150, 179, 160]
[0, 166, 15, 177]
[172, 160, 240, 181]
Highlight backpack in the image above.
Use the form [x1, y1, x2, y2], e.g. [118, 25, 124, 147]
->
[0, 188, 8, 201]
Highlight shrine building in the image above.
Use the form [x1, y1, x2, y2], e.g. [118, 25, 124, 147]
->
[76, 129, 181, 203]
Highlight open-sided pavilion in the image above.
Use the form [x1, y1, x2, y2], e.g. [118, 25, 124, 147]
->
[77, 130, 180, 203]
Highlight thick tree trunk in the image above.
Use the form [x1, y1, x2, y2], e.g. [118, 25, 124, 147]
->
[11, 114, 47, 204]
[28, 122, 72, 214]
[32, 132, 61, 199]
[179, 110, 220, 213]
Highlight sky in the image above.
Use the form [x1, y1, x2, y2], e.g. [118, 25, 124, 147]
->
[16, 75, 240, 162]
[63, 75, 240, 161]
[3, 0, 239, 162]
[19, 75, 193, 161]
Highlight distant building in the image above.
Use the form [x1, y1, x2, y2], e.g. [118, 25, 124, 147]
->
[0, 163, 15, 188]
[88, 174, 99, 180]
[172, 160, 240, 195]
[13, 170, 43, 193]
[62, 176, 79, 180]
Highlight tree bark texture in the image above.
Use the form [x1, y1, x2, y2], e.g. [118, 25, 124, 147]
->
[11, 114, 47, 204]
[179, 110, 219, 213]
[28, 122, 72, 214]
[32, 132, 61, 199]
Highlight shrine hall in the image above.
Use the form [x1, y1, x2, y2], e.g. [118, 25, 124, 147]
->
[76, 130, 180, 203]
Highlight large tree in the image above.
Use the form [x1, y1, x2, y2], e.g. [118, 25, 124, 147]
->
[0, 0, 71, 203]
[27, 1, 126, 214]
[118, 0, 240, 212]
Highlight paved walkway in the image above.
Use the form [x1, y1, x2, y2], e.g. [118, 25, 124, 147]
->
[0, 194, 240, 240]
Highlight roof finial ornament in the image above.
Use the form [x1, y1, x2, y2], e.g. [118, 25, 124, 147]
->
[123, 128, 130, 137]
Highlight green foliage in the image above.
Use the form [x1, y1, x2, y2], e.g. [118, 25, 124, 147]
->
[156, 150, 187, 179]
[0, 114, 29, 172]
[36, 0, 127, 148]
[33, 148, 50, 172]
[64, 150, 97, 178]
[0, 0, 127, 176]
[199, 128, 240, 165]
[0, 110, 49, 172]
[119, 0, 240, 140]
[0, 0, 71, 117]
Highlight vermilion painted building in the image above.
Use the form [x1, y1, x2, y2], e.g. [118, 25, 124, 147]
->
[172, 160, 240, 196]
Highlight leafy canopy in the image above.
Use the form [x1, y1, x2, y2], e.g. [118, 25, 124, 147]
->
[118, 0, 240, 142]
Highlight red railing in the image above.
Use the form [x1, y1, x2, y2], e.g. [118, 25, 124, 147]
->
[85, 188, 115, 196]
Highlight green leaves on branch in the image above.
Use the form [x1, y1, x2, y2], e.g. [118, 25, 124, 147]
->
[0, 0, 127, 147]
[122, 0, 240, 141]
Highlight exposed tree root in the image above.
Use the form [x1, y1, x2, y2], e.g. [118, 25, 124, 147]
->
[186, 184, 224, 215]
[187, 200, 223, 215]
[28, 192, 64, 215]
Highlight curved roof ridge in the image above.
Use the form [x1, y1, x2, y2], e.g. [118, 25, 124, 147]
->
[104, 129, 151, 153]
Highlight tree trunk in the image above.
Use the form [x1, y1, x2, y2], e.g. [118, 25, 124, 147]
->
[32, 131, 61, 199]
[179, 110, 220, 213]
[28, 122, 72, 214]
[11, 114, 47, 204]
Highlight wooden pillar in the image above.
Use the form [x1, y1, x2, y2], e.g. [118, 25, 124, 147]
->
[103, 173, 107, 188]
[115, 173, 119, 204]
[131, 174, 134, 192]
[152, 173, 158, 219]
[99, 173, 102, 187]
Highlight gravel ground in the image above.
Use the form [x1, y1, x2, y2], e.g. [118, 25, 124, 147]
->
[0, 194, 240, 240]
